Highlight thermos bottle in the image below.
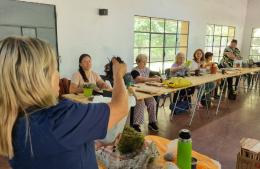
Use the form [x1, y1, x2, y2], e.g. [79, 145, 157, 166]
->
[177, 129, 192, 169]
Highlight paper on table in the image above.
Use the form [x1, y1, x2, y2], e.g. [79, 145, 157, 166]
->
[93, 95, 136, 144]
[135, 85, 161, 94]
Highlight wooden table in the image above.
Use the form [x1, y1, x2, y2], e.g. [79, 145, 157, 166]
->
[98, 135, 221, 169]
[63, 68, 260, 102]
[131, 67, 260, 126]
[63, 67, 260, 126]
[133, 67, 260, 100]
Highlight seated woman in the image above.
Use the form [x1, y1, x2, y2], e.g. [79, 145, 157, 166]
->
[191, 49, 205, 71]
[0, 37, 128, 169]
[191, 49, 216, 108]
[103, 57, 133, 87]
[170, 52, 195, 114]
[204, 52, 214, 68]
[170, 52, 188, 77]
[131, 54, 161, 132]
[205, 52, 220, 99]
[70, 54, 111, 93]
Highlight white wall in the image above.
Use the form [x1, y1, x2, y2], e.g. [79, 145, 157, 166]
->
[241, 0, 260, 59]
[20, 0, 248, 78]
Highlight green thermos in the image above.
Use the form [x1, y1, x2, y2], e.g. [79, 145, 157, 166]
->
[177, 129, 192, 169]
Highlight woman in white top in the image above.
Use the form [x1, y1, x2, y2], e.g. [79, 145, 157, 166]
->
[70, 54, 111, 93]
[191, 49, 215, 108]
[191, 49, 205, 71]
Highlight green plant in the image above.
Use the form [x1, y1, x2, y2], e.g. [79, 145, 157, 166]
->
[83, 83, 96, 89]
[185, 60, 192, 68]
[118, 126, 144, 154]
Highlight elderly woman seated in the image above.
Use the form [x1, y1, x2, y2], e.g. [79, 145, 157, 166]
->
[131, 54, 161, 132]
[169, 52, 195, 114]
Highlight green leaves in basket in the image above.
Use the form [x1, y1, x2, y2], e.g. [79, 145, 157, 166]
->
[118, 126, 145, 154]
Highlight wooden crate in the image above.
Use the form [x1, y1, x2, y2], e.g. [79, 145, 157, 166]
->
[237, 153, 260, 169]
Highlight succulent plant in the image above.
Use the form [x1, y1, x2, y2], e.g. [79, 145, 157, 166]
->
[118, 126, 145, 154]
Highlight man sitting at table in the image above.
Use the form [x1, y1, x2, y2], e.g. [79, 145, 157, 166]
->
[220, 39, 242, 100]
[131, 54, 161, 132]
[70, 54, 111, 93]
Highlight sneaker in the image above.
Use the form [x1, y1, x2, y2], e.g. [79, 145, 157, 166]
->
[132, 124, 141, 132]
[228, 92, 236, 100]
[148, 122, 159, 132]
[214, 95, 220, 100]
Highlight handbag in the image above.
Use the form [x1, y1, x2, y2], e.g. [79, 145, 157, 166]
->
[170, 99, 190, 114]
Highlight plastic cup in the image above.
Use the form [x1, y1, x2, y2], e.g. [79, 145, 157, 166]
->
[83, 87, 93, 97]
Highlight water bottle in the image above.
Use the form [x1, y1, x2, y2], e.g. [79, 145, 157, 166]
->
[177, 129, 192, 169]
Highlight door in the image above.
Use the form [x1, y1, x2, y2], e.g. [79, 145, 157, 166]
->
[0, 0, 59, 58]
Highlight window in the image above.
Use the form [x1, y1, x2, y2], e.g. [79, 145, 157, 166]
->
[205, 24, 235, 62]
[134, 16, 189, 72]
[249, 28, 260, 61]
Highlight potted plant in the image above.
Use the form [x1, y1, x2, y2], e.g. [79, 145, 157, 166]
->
[83, 83, 96, 97]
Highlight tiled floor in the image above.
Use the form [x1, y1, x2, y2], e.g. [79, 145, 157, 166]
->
[1, 86, 259, 169]
[143, 87, 260, 169]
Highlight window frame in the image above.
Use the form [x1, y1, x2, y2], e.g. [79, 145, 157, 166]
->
[205, 24, 236, 63]
[134, 15, 189, 71]
[249, 28, 260, 61]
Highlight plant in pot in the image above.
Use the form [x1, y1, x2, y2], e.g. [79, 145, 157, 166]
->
[83, 83, 96, 97]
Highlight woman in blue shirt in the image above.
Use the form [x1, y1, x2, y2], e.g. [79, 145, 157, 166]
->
[0, 37, 128, 169]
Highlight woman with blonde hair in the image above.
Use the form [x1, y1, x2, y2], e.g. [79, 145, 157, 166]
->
[170, 52, 187, 76]
[169, 52, 195, 114]
[0, 37, 128, 169]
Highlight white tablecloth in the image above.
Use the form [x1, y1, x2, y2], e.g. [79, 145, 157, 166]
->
[93, 96, 136, 144]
